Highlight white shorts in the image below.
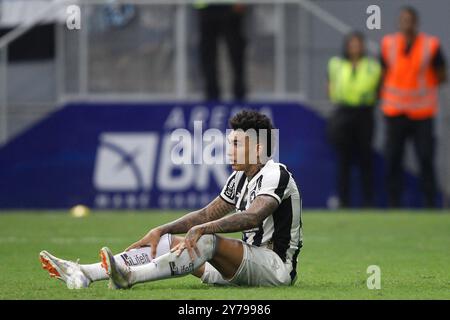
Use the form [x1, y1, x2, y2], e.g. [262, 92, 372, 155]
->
[200, 241, 294, 287]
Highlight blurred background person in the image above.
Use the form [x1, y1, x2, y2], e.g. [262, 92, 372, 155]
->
[195, 1, 247, 101]
[327, 32, 382, 208]
[380, 6, 447, 208]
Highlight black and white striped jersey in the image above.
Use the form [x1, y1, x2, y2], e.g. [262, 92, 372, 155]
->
[220, 159, 303, 280]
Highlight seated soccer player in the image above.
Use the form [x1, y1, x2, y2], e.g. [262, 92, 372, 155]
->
[40, 110, 303, 288]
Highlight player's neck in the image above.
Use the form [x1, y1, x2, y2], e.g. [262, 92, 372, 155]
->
[244, 163, 264, 181]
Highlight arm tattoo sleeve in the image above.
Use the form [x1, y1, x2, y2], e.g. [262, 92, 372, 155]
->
[159, 196, 235, 234]
[197, 195, 279, 234]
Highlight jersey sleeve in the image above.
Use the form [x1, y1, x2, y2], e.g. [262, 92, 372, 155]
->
[219, 171, 238, 205]
[256, 165, 290, 204]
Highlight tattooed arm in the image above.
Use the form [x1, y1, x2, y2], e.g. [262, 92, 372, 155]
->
[126, 196, 235, 254]
[193, 195, 279, 235]
[171, 196, 279, 261]
[158, 196, 235, 235]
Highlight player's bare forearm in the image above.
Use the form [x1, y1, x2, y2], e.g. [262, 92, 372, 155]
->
[158, 196, 235, 235]
[195, 195, 279, 234]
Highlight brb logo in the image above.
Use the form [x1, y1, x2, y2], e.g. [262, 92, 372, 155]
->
[91, 106, 265, 209]
[92, 130, 229, 209]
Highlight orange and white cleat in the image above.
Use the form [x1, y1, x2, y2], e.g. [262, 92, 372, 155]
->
[39, 250, 91, 289]
[100, 247, 132, 289]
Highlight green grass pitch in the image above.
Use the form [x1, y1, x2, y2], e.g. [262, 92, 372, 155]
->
[0, 210, 449, 299]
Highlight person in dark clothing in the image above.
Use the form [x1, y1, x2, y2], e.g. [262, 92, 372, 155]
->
[327, 32, 382, 207]
[196, 3, 247, 101]
[379, 7, 447, 208]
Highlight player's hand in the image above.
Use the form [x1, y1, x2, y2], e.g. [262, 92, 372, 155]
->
[171, 226, 203, 261]
[125, 227, 162, 258]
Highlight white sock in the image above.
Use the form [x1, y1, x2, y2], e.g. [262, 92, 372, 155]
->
[130, 234, 216, 285]
[81, 234, 172, 282]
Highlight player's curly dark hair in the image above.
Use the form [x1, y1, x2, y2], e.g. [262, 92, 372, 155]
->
[229, 109, 275, 157]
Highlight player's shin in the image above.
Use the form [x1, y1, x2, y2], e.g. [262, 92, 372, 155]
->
[82, 234, 172, 282]
[129, 234, 216, 285]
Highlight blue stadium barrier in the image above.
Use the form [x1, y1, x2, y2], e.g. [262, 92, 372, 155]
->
[0, 102, 436, 209]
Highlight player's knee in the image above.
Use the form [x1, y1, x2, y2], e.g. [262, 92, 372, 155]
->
[196, 234, 216, 260]
[170, 235, 183, 249]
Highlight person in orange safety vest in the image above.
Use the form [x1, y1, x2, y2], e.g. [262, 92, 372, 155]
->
[380, 6, 447, 207]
